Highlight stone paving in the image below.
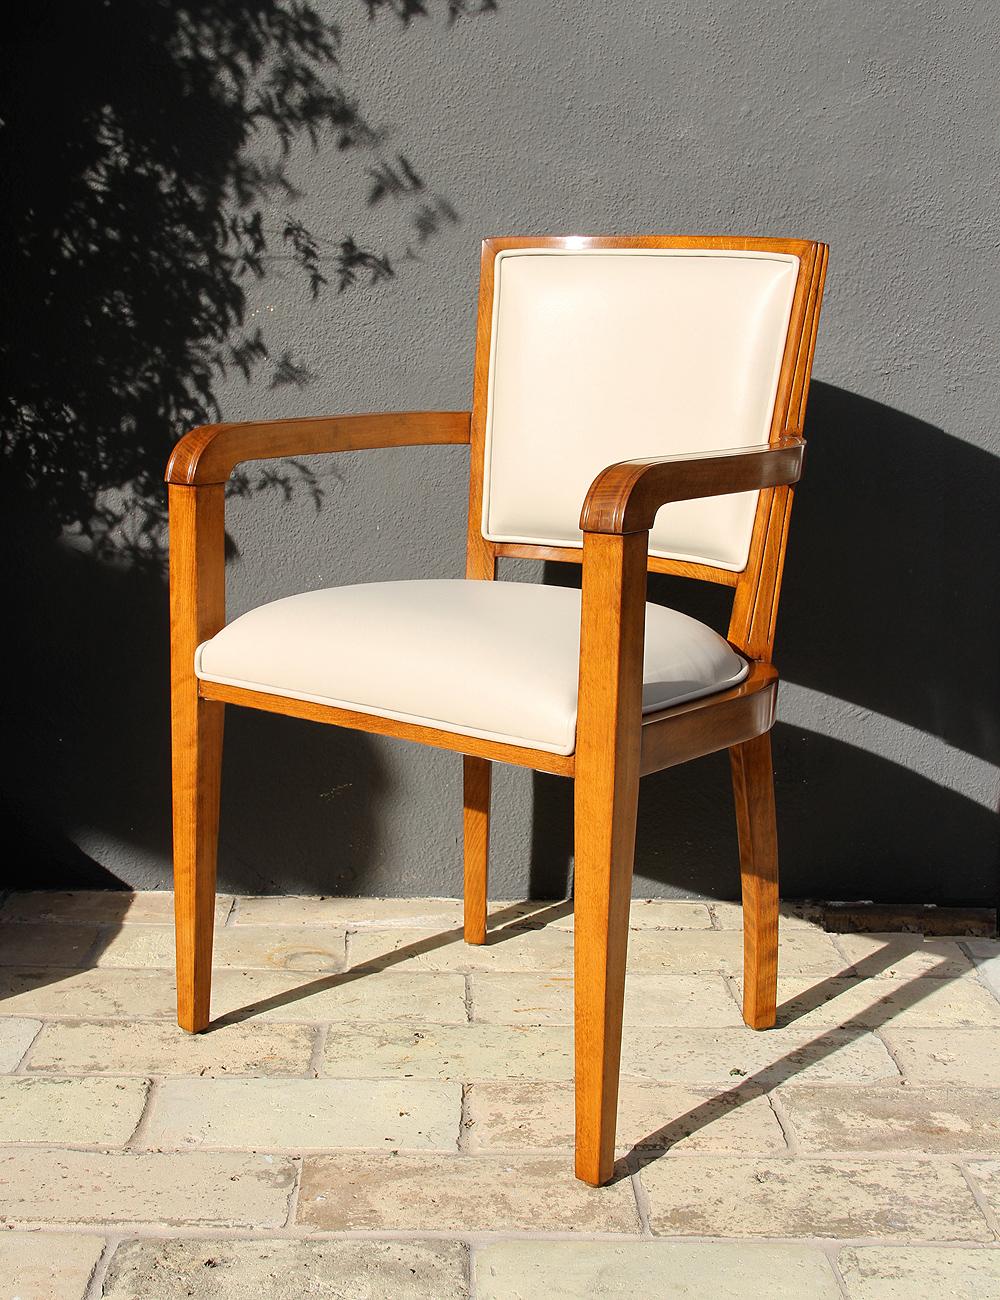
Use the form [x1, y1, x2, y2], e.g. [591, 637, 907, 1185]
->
[0, 891, 998, 1298]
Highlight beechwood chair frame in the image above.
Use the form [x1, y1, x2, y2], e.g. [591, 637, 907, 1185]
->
[166, 234, 828, 1186]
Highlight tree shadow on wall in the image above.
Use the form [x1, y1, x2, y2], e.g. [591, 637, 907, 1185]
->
[528, 384, 1000, 908]
[0, 0, 495, 891]
[0, 0, 494, 558]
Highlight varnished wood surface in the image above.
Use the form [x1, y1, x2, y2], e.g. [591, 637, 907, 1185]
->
[492, 541, 739, 586]
[728, 239, 827, 659]
[730, 731, 780, 1030]
[579, 438, 806, 536]
[574, 531, 647, 1186]
[198, 658, 775, 781]
[169, 485, 226, 1033]
[166, 410, 471, 486]
[463, 755, 491, 944]
[481, 234, 820, 257]
[638, 662, 777, 776]
[197, 679, 576, 777]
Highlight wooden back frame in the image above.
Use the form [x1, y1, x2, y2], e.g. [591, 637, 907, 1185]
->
[465, 236, 828, 663]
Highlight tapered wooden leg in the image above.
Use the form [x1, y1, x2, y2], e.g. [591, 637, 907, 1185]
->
[730, 730, 779, 1030]
[172, 695, 224, 1033]
[463, 755, 491, 944]
[574, 531, 647, 1186]
[169, 483, 226, 1034]
[574, 755, 640, 1185]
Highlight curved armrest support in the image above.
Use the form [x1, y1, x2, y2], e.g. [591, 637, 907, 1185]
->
[165, 410, 472, 486]
[579, 436, 806, 535]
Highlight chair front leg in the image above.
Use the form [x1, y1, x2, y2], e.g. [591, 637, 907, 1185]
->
[574, 747, 640, 1186]
[574, 530, 647, 1186]
[169, 483, 226, 1033]
[172, 693, 224, 1032]
[730, 730, 780, 1029]
[463, 755, 491, 944]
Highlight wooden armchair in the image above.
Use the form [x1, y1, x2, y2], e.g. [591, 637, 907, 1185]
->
[166, 235, 828, 1185]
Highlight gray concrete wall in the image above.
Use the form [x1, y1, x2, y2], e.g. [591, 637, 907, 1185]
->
[4, 1, 998, 903]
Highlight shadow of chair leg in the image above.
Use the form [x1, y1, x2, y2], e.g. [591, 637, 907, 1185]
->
[213, 898, 575, 1026]
[610, 946, 961, 1183]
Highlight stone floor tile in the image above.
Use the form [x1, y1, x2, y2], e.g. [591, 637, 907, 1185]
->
[489, 899, 714, 930]
[93, 925, 348, 972]
[621, 1025, 898, 1085]
[231, 895, 464, 928]
[965, 1162, 1000, 1226]
[880, 1029, 1000, 1086]
[0, 1231, 105, 1300]
[627, 928, 847, 975]
[470, 972, 742, 1027]
[474, 1240, 842, 1300]
[23, 1019, 315, 1077]
[298, 1153, 640, 1232]
[322, 1022, 573, 1081]
[465, 1080, 785, 1154]
[834, 933, 974, 979]
[102, 1238, 469, 1300]
[211, 968, 467, 1024]
[624, 899, 715, 929]
[0, 1147, 295, 1227]
[966, 939, 1000, 1000]
[0, 891, 232, 925]
[752, 975, 1000, 1030]
[777, 1082, 1000, 1155]
[0, 966, 465, 1027]
[838, 1246, 1000, 1299]
[0, 968, 176, 1018]
[348, 925, 574, 972]
[486, 900, 574, 929]
[143, 1077, 461, 1151]
[710, 901, 826, 930]
[0, 923, 101, 967]
[0, 1017, 40, 1071]
[0, 1076, 148, 1145]
[640, 1156, 991, 1240]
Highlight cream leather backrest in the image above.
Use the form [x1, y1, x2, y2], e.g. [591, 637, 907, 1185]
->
[481, 248, 799, 572]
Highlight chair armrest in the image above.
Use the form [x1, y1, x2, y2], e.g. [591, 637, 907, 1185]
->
[579, 436, 806, 535]
[165, 410, 472, 486]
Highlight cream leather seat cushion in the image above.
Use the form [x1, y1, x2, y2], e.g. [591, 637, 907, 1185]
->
[195, 580, 748, 757]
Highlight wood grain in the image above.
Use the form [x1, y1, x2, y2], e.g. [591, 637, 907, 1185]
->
[638, 662, 777, 776]
[728, 239, 828, 658]
[166, 410, 471, 486]
[573, 530, 647, 1186]
[491, 541, 739, 586]
[197, 679, 576, 777]
[169, 485, 226, 1033]
[579, 438, 805, 536]
[730, 731, 780, 1030]
[463, 755, 492, 944]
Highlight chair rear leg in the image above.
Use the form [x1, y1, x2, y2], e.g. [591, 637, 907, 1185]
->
[573, 756, 639, 1186]
[463, 755, 491, 944]
[730, 730, 779, 1030]
[172, 691, 224, 1033]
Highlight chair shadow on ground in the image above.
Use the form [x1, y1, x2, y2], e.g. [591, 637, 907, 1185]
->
[213, 898, 575, 1025]
[0, 893, 133, 1006]
[612, 945, 962, 1184]
[205, 900, 975, 1188]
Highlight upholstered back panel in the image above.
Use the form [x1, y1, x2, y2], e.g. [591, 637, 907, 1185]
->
[481, 248, 799, 571]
